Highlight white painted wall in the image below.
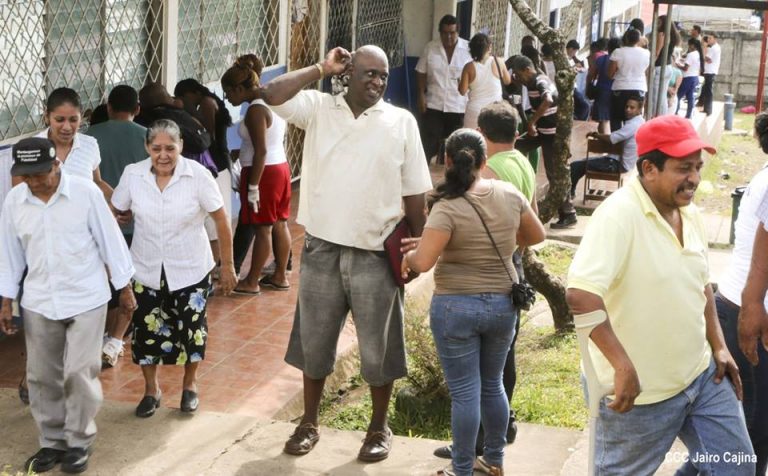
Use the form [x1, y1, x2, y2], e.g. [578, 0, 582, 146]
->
[404, 0, 434, 56]
[432, 0, 457, 41]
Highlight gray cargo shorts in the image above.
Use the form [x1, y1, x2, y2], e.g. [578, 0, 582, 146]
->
[284, 233, 407, 386]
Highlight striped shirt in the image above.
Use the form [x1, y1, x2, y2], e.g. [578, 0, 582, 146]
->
[111, 157, 224, 291]
[526, 74, 558, 135]
[35, 130, 101, 180]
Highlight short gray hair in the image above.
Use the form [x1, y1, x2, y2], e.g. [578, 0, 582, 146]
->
[146, 119, 182, 145]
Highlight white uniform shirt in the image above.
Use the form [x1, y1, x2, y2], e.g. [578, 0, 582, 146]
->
[610, 46, 651, 92]
[683, 51, 701, 78]
[111, 157, 224, 291]
[704, 43, 721, 75]
[415, 38, 472, 113]
[0, 173, 134, 320]
[720, 166, 768, 309]
[270, 90, 433, 250]
[36, 130, 101, 180]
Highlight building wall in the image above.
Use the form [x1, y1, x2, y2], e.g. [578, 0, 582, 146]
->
[707, 30, 765, 106]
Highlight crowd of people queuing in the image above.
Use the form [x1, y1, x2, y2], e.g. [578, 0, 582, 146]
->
[0, 11, 757, 476]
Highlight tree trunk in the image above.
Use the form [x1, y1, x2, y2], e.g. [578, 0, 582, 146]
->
[509, 0, 586, 331]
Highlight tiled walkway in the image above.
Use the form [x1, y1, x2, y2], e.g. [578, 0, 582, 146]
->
[0, 196, 357, 419]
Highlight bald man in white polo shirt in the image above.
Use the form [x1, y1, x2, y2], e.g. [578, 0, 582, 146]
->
[260, 45, 432, 462]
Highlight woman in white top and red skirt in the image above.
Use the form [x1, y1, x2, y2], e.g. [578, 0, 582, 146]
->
[222, 54, 292, 294]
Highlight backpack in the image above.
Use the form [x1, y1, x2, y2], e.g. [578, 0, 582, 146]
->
[147, 105, 212, 156]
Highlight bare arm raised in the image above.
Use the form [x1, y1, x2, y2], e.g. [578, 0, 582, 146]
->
[260, 47, 352, 106]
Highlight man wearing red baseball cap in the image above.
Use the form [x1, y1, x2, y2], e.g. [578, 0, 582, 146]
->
[566, 116, 755, 474]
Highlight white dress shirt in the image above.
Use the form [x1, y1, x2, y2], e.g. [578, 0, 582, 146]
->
[0, 173, 134, 320]
[270, 90, 433, 251]
[704, 43, 721, 75]
[720, 166, 768, 309]
[35, 130, 101, 180]
[415, 38, 472, 113]
[0, 147, 11, 213]
[112, 157, 224, 291]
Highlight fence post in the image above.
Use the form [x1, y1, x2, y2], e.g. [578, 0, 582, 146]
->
[162, 0, 179, 91]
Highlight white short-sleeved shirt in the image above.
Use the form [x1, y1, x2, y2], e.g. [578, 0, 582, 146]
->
[719, 166, 768, 309]
[270, 90, 433, 250]
[609, 115, 645, 171]
[35, 130, 101, 180]
[704, 43, 721, 75]
[684, 51, 701, 78]
[0, 147, 11, 213]
[415, 39, 472, 113]
[610, 46, 651, 91]
[111, 157, 224, 291]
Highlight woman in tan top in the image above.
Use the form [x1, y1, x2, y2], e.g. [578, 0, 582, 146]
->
[401, 129, 545, 476]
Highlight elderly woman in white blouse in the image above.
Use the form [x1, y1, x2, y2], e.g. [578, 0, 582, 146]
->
[112, 119, 237, 417]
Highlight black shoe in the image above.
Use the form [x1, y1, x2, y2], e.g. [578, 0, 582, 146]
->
[18, 376, 29, 405]
[433, 444, 452, 459]
[550, 214, 578, 229]
[24, 448, 65, 473]
[61, 447, 89, 474]
[180, 389, 199, 412]
[507, 410, 518, 445]
[135, 392, 161, 418]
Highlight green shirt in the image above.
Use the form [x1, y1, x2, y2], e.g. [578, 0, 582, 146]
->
[86, 120, 147, 236]
[486, 149, 536, 201]
[85, 120, 147, 188]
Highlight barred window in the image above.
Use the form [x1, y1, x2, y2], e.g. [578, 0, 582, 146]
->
[177, 0, 281, 84]
[0, 0, 163, 140]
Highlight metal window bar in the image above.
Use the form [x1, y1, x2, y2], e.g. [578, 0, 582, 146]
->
[0, 0, 164, 141]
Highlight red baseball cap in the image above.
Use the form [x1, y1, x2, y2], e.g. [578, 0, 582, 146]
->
[636, 115, 716, 158]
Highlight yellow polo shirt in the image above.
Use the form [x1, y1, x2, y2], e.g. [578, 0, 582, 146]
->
[567, 178, 711, 405]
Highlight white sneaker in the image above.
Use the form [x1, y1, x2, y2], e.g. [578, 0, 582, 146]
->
[102, 338, 124, 368]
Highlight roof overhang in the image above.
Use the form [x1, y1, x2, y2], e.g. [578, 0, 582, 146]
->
[653, 0, 768, 10]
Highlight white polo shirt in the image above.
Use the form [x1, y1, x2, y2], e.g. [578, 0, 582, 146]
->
[36, 130, 101, 180]
[111, 157, 224, 291]
[270, 90, 433, 251]
[415, 38, 472, 113]
[0, 173, 134, 320]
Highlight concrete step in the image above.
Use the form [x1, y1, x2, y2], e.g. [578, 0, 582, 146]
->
[0, 389, 582, 475]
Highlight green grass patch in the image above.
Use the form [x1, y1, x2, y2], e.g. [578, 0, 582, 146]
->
[697, 113, 765, 216]
[512, 327, 586, 429]
[535, 243, 575, 278]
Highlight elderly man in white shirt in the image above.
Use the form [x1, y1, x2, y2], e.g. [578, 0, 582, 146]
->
[261, 45, 433, 462]
[0, 137, 136, 475]
[415, 14, 472, 163]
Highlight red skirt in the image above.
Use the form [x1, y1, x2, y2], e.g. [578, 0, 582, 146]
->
[239, 162, 291, 225]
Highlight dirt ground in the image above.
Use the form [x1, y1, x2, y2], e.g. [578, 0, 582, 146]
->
[696, 113, 767, 216]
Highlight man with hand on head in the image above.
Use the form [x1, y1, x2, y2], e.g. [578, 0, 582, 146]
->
[0, 138, 135, 474]
[260, 45, 432, 462]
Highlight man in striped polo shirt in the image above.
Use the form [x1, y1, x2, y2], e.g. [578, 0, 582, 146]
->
[511, 55, 577, 229]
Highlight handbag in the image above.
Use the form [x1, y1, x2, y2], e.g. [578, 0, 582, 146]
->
[462, 196, 537, 310]
[383, 218, 417, 287]
[493, 56, 511, 102]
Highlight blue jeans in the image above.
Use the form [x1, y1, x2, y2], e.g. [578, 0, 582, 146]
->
[430, 293, 518, 476]
[595, 360, 754, 475]
[677, 76, 700, 119]
[715, 293, 768, 474]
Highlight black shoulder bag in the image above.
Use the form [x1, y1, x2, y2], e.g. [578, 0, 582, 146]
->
[462, 196, 537, 310]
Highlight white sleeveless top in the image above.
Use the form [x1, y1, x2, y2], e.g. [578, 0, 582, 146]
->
[238, 99, 287, 167]
[464, 56, 503, 128]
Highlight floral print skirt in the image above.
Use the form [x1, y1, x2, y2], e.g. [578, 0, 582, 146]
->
[131, 270, 211, 366]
